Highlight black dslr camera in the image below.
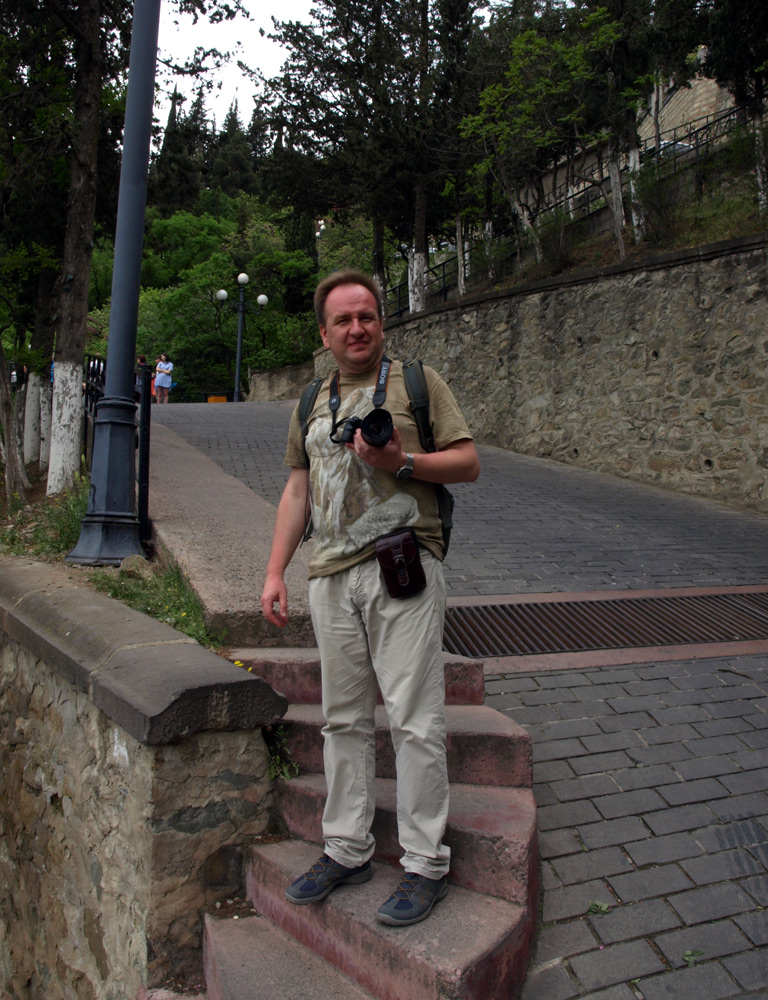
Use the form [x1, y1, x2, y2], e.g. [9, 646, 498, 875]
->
[340, 408, 394, 447]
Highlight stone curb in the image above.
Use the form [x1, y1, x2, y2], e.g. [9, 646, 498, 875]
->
[148, 422, 315, 648]
[0, 557, 287, 745]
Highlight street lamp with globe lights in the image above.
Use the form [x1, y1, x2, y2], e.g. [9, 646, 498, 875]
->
[216, 275, 268, 401]
[315, 219, 326, 266]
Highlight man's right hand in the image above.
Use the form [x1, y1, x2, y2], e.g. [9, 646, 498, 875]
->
[261, 574, 289, 627]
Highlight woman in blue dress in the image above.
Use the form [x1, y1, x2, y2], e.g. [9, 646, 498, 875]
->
[155, 353, 173, 404]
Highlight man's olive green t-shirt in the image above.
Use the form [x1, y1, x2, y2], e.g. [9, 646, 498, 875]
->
[284, 360, 472, 579]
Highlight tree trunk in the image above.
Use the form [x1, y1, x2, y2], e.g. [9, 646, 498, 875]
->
[456, 210, 465, 297]
[513, 197, 543, 263]
[23, 376, 41, 464]
[408, 179, 428, 313]
[47, 0, 102, 495]
[653, 77, 662, 156]
[0, 344, 29, 504]
[372, 215, 387, 313]
[484, 174, 494, 281]
[24, 268, 56, 467]
[754, 77, 768, 216]
[606, 152, 627, 262]
[48, 361, 84, 492]
[39, 381, 52, 472]
[627, 129, 645, 243]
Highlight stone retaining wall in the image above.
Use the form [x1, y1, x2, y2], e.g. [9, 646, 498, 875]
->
[248, 361, 315, 401]
[380, 233, 768, 511]
[0, 558, 287, 1000]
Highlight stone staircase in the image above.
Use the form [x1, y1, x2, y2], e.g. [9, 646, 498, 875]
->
[203, 648, 540, 1000]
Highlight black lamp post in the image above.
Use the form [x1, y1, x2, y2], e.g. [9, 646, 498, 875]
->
[216, 276, 268, 402]
[315, 218, 326, 266]
[66, 0, 160, 565]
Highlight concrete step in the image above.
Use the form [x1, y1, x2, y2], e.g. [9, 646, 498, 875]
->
[226, 647, 485, 706]
[204, 911, 374, 1000]
[275, 774, 538, 908]
[244, 838, 534, 1000]
[282, 703, 533, 789]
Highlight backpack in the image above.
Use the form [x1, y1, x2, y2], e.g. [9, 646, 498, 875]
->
[297, 360, 455, 553]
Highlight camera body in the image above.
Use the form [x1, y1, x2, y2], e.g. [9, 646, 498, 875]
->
[341, 407, 394, 447]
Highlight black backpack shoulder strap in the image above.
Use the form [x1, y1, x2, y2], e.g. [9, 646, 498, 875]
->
[298, 375, 325, 467]
[402, 359, 454, 553]
[402, 359, 435, 453]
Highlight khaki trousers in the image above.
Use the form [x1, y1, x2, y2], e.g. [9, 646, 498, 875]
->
[308, 553, 450, 879]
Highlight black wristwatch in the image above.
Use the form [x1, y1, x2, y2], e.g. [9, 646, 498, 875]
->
[395, 453, 415, 480]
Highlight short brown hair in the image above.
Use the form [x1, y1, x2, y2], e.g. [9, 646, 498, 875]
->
[314, 270, 383, 326]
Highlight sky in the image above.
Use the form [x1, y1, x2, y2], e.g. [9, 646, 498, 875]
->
[155, 0, 315, 127]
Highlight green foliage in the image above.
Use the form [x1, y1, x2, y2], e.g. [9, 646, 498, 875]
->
[263, 725, 299, 781]
[141, 210, 237, 289]
[460, 6, 626, 232]
[89, 560, 223, 649]
[316, 214, 375, 277]
[634, 162, 683, 247]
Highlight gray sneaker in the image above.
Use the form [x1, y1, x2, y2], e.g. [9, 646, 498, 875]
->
[285, 853, 372, 905]
[376, 872, 449, 926]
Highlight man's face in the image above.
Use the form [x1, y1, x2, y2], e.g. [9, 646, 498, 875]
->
[320, 284, 384, 374]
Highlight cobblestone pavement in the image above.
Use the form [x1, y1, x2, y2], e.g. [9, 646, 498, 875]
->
[152, 402, 768, 999]
[151, 402, 768, 597]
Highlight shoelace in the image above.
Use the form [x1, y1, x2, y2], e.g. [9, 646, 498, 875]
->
[303, 854, 335, 880]
[392, 873, 423, 899]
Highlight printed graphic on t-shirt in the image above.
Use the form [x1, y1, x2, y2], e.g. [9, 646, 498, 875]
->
[306, 385, 420, 560]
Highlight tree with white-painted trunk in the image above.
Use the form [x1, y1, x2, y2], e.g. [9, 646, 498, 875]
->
[0, 348, 29, 504]
[39, 382, 52, 472]
[45, 0, 101, 496]
[23, 376, 41, 465]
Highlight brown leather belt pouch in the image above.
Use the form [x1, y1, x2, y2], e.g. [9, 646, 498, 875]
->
[374, 527, 427, 599]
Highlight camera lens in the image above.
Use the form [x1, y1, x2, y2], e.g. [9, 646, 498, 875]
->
[361, 408, 393, 447]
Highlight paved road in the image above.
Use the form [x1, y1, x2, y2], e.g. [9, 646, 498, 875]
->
[152, 402, 768, 999]
[152, 402, 768, 598]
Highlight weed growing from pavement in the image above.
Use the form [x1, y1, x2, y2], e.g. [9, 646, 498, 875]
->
[586, 900, 611, 915]
[90, 561, 224, 650]
[264, 724, 300, 781]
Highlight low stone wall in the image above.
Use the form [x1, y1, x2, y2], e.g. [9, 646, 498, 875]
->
[248, 361, 315, 401]
[0, 558, 287, 1000]
[381, 233, 768, 511]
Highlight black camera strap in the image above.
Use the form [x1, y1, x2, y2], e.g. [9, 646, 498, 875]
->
[329, 355, 391, 442]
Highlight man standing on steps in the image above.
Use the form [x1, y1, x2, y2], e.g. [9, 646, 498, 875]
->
[260, 270, 479, 927]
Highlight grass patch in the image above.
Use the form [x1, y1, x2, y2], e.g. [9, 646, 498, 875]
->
[0, 472, 223, 650]
[0, 473, 89, 558]
[684, 189, 758, 244]
[89, 560, 224, 650]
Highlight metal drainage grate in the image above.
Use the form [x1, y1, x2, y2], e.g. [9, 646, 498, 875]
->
[443, 591, 768, 658]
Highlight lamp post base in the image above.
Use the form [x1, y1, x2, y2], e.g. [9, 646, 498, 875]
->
[66, 394, 146, 566]
[65, 512, 146, 566]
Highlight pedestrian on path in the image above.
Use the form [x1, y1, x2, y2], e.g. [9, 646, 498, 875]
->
[154, 353, 173, 404]
[260, 270, 479, 927]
